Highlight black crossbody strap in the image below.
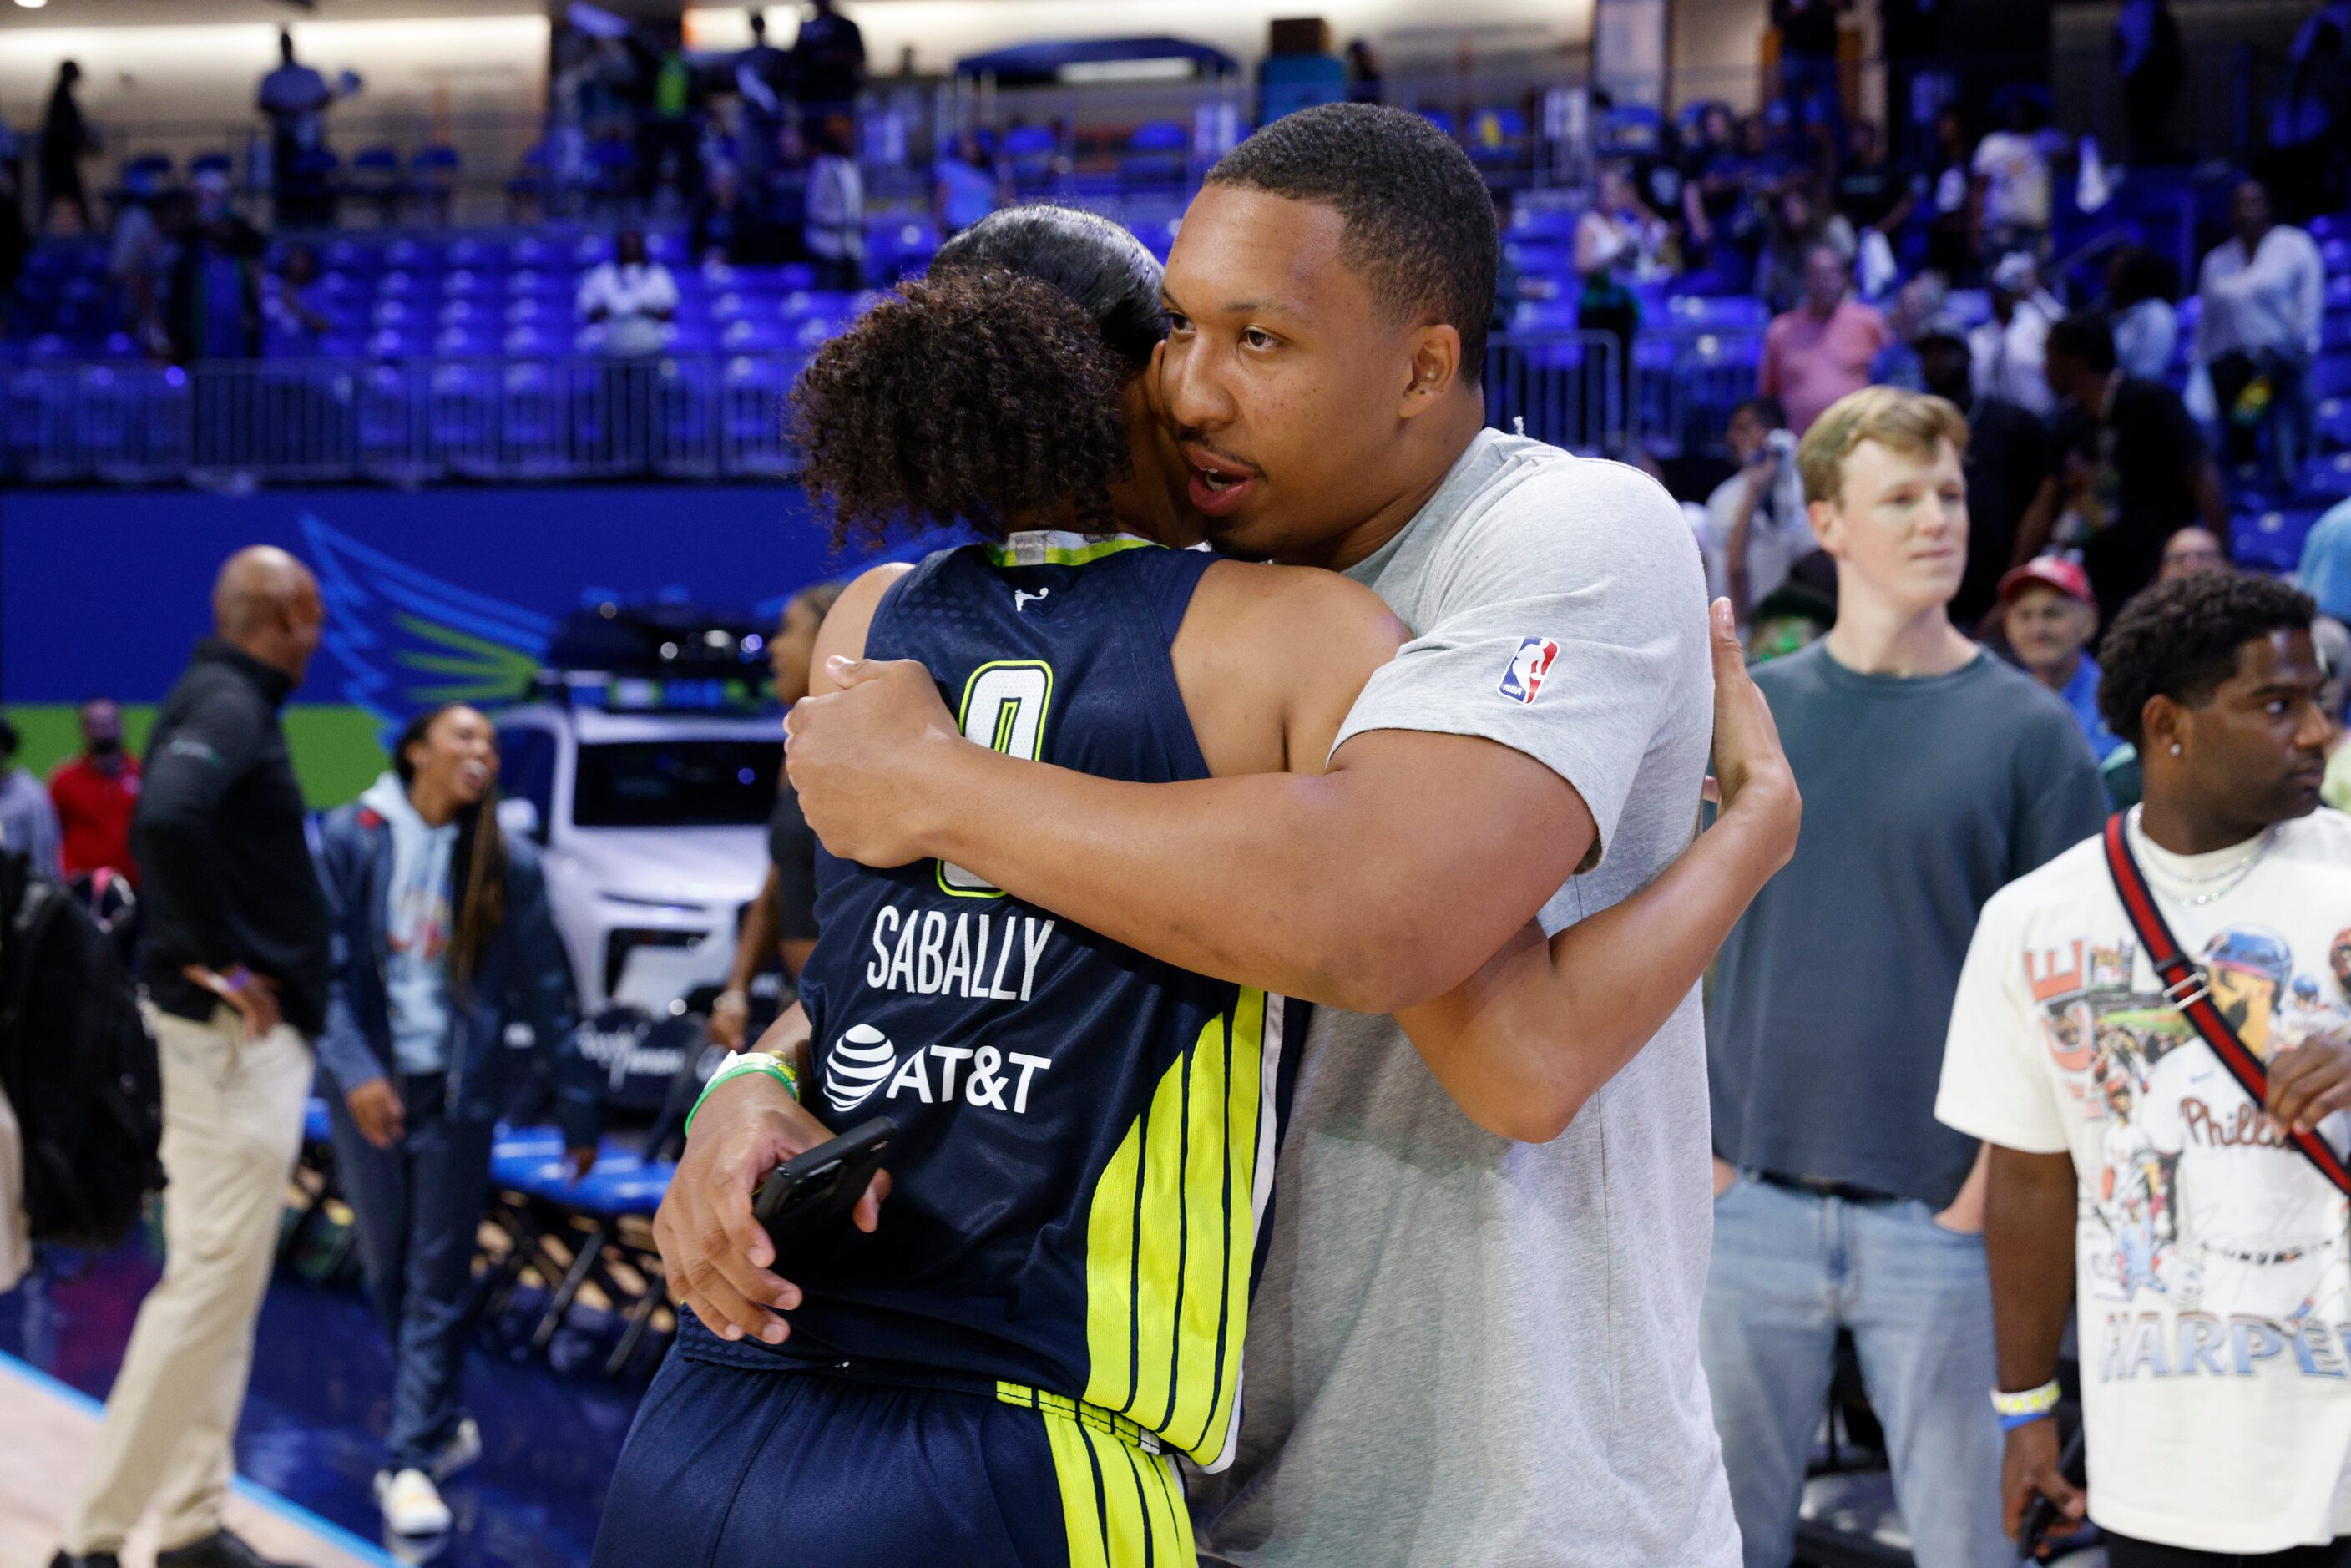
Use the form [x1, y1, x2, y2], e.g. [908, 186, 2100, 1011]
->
[2102, 813, 2351, 1198]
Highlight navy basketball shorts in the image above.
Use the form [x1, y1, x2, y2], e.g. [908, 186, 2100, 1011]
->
[591, 1344, 1193, 1568]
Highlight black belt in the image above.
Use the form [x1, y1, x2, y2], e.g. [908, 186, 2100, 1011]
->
[1756, 1170, 1901, 1206]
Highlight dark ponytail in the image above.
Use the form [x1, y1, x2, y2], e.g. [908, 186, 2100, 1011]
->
[393, 704, 508, 999]
[930, 204, 1166, 370]
[791, 267, 1131, 547]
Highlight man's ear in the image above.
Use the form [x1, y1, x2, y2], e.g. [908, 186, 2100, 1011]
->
[1806, 496, 1840, 553]
[2141, 693, 2185, 759]
[1397, 323, 1463, 421]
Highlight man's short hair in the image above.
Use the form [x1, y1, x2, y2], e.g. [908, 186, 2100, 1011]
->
[1795, 387, 1969, 505]
[1206, 103, 1499, 374]
[2096, 573, 2317, 746]
[2046, 312, 2117, 376]
[0, 716, 18, 759]
[1733, 395, 1787, 430]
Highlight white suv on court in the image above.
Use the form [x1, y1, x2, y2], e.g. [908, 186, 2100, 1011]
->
[493, 647, 782, 1014]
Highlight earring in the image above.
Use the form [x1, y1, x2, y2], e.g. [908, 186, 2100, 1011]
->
[2169, 743, 2182, 756]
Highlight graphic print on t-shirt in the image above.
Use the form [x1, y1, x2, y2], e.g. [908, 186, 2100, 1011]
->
[388, 871, 451, 963]
[1940, 812, 2351, 1551]
[2030, 918, 2351, 1340]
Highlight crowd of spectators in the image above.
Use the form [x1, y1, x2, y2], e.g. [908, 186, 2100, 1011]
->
[1662, 127, 2351, 908]
[1681, 153, 2339, 722]
[0, 8, 894, 368]
[1594, 87, 2075, 315]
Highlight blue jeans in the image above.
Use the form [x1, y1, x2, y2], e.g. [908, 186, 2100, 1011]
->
[327, 1073, 498, 1472]
[2211, 348, 2314, 495]
[1701, 1174, 2008, 1568]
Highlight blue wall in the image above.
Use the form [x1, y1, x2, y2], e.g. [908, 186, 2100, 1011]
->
[3, 484, 873, 709]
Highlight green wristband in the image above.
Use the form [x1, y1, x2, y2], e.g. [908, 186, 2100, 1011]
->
[685, 1053, 802, 1141]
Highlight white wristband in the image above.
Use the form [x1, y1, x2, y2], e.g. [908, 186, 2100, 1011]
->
[1990, 1381, 2060, 1420]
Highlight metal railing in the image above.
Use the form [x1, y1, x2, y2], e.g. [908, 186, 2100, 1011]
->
[1641, 330, 1771, 461]
[1485, 330, 1624, 454]
[2, 329, 1764, 486]
[3, 352, 806, 485]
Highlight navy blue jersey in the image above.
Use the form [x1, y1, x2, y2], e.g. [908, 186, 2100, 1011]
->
[782, 531, 1298, 1470]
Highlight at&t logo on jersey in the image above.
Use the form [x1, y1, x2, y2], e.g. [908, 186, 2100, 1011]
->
[825, 1024, 899, 1114]
[1498, 636, 1560, 703]
[822, 1023, 1054, 1116]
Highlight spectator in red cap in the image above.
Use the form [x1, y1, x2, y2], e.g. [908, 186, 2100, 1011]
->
[1999, 557, 2124, 763]
[49, 696, 142, 887]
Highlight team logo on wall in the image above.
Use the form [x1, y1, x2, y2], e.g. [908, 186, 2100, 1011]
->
[301, 515, 553, 739]
[298, 513, 809, 743]
[825, 1024, 900, 1114]
[1498, 636, 1560, 704]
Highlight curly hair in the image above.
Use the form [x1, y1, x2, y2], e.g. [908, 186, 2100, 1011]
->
[2096, 572, 2316, 746]
[791, 268, 1132, 548]
[1206, 103, 1499, 374]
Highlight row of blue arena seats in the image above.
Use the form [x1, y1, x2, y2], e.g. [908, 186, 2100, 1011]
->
[15, 211, 1023, 290]
[5, 353, 815, 485]
[289, 1096, 683, 1378]
[119, 144, 459, 185]
[0, 333, 1664, 486]
[7, 316, 849, 365]
[2235, 445, 2351, 572]
[9, 328, 2351, 494]
[270, 314, 851, 364]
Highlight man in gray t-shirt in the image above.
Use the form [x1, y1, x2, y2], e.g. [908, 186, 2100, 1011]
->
[1191, 427, 1737, 1567]
[771, 107, 1744, 1566]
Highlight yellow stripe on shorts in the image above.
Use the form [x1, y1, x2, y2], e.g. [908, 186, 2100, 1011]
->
[999, 1383, 1193, 1568]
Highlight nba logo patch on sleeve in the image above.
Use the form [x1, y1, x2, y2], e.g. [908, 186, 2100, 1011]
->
[1497, 636, 1560, 703]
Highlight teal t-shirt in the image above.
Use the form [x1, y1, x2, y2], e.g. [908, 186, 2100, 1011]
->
[1707, 640, 2109, 1207]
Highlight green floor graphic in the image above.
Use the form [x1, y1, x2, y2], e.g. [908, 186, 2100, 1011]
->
[9, 703, 391, 811]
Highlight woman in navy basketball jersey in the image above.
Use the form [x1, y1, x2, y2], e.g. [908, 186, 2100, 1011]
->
[594, 207, 1801, 1568]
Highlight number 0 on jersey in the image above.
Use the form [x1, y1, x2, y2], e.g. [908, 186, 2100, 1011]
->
[938, 660, 1054, 897]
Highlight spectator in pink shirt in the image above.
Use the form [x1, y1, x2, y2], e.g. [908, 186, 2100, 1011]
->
[1758, 244, 1892, 434]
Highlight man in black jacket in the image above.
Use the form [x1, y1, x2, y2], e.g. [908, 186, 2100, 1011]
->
[53, 546, 331, 1568]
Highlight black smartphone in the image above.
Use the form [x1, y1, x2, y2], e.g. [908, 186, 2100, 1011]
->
[751, 1117, 897, 1256]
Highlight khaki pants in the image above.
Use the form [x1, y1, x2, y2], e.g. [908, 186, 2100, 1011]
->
[63, 1005, 311, 1555]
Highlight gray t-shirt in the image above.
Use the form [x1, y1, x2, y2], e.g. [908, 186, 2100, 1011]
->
[1192, 429, 1741, 1567]
[1706, 640, 2107, 1208]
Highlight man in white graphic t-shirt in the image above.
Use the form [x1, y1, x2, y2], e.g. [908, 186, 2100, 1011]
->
[1939, 570, 2351, 1566]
